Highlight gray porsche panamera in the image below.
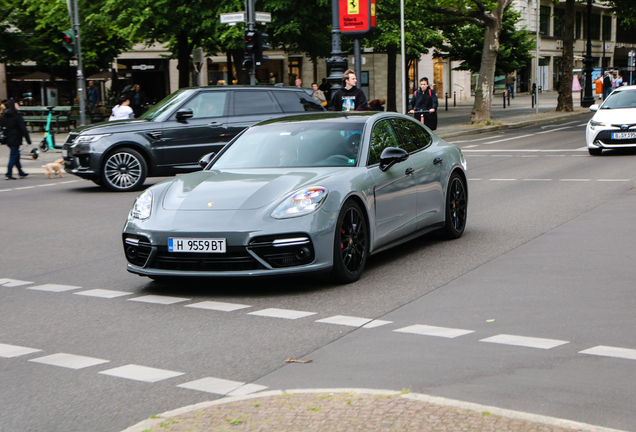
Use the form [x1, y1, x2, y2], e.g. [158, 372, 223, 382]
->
[122, 111, 468, 283]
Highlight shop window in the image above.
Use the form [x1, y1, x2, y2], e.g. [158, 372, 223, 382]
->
[540, 6, 551, 35]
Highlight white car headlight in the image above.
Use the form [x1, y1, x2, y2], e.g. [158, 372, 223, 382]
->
[589, 120, 609, 130]
[132, 190, 152, 220]
[271, 186, 328, 219]
[74, 134, 111, 144]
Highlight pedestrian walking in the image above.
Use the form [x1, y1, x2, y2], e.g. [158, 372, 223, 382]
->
[130, 84, 145, 118]
[328, 69, 368, 112]
[603, 71, 613, 99]
[1, 99, 31, 180]
[408, 77, 439, 130]
[86, 80, 100, 115]
[595, 74, 603, 100]
[109, 93, 134, 121]
[311, 83, 327, 107]
[505, 72, 516, 99]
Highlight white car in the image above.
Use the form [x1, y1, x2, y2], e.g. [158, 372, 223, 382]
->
[586, 86, 636, 156]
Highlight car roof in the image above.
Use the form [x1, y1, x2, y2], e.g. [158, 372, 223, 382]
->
[254, 111, 382, 127]
[177, 85, 310, 92]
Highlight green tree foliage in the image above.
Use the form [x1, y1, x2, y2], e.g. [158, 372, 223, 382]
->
[439, 6, 534, 75]
[364, 0, 444, 111]
[602, 0, 636, 28]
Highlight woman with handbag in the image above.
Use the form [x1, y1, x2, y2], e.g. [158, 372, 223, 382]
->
[408, 77, 439, 130]
[311, 83, 327, 107]
[1, 99, 31, 180]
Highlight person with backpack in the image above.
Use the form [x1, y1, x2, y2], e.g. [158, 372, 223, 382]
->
[603, 71, 613, 100]
[1, 99, 31, 180]
[408, 77, 439, 130]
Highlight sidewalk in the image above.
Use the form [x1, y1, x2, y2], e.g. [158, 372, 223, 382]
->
[123, 389, 624, 432]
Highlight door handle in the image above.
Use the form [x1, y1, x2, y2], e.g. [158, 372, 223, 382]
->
[405, 167, 414, 176]
[208, 122, 222, 127]
[433, 157, 443, 165]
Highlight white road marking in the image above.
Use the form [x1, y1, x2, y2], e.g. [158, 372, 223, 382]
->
[462, 148, 586, 153]
[247, 308, 317, 320]
[559, 179, 591, 182]
[480, 334, 569, 350]
[536, 126, 575, 134]
[597, 179, 631, 182]
[490, 179, 517, 181]
[185, 301, 251, 312]
[483, 134, 535, 144]
[14, 186, 35, 190]
[59, 180, 81, 184]
[27, 284, 81, 292]
[544, 155, 566, 157]
[468, 178, 482, 181]
[177, 377, 245, 395]
[523, 179, 552, 181]
[0, 278, 33, 287]
[491, 155, 513, 157]
[462, 145, 480, 148]
[362, 320, 393, 329]
[394, 324, 474, 339]
[128, 295, 191, 305]
[316, 315, 373, 327]
[580, 345, 636, 361]
[74, 289, 133, 299]
[36, 183, 56, 187]
[99, 364, 184, 382]
[0, 343, 41, 358]
[29, 353, 109, 369]
[520, 155, 539, 157]
[448, 136, 500, 144]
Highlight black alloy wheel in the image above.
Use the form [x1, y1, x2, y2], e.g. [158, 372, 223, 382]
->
[443, 172, 467, 239]
[101, 148, 147, 192]
[331, 201, 368, 284]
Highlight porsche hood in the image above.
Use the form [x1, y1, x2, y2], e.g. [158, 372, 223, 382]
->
[161, 169, 340, 211]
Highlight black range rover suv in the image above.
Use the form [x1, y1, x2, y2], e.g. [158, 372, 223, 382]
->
[62, 86, 324, 191]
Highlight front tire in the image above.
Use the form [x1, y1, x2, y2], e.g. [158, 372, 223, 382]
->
[588, 147, 602, 156]
[101, 148, 147, 192]
[443, 172, 467, 239]
[331, 201, 368, 284]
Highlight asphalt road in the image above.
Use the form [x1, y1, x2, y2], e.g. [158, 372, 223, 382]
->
[2, 113, 636, 431]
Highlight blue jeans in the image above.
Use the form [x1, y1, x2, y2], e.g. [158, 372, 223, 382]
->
[507, 84, 515, 98]
[6, 145, 25, 178]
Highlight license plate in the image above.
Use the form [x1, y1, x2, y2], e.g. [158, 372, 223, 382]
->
[611, 132, 636, 139]
[168, 238, 226, 253]
[61, 149, 68, 158]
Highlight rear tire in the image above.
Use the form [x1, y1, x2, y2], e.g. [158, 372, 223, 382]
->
[101, 147, 147, 192]
[331, 201, 368, 284]
[443, 172, 467, 239]
[588, 147, 602, 156]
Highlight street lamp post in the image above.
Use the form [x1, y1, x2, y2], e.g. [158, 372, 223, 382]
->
[581, 0, 596, 107]
[326, 0, 348, 96]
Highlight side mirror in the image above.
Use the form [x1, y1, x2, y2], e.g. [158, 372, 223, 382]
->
[198, 152, 215, 169]
[589, 104, 599, 112]
[379, 147, 409, 172]
[176, 108, 194, 121]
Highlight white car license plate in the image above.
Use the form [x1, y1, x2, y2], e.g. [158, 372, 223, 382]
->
[611, 132, 636, 139]
[168, 238, 226, 253]
[61, 149, 68, 158]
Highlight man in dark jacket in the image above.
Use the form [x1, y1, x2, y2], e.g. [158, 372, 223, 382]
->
[408, 77, 438, 130]
[328, 69, 368, 112]
[1, 99, 31, 180]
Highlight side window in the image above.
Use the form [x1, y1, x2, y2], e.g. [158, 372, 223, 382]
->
[392, 118, 431, 152]
[368, 119, 400, 166]
[273, 91, 323, 113]
[183, 92, 226, 119]
[233, 91, 280, 115]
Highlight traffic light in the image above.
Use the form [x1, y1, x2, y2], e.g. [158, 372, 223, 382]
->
[255, 31, 269, 65]
[242, 57, 254, 71]
[244, 29, 257, 56]
[60, 29, 75, 59]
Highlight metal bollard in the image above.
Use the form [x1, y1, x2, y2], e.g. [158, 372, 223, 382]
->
[507, 90, 511, 106]
[453, 91, 456, 107]
[445, 93, 449, 111]
[503, 91, 506, 109]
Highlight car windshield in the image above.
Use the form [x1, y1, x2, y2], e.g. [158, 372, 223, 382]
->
[601, 90, 636, 110]
[211, 121, 364, 169]
[139, 89, 193, 120]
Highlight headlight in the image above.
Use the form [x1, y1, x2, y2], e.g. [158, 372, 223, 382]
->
[271, 186, 328, 219]
[589, 120, 609, 130]
[73, 134, 111, 144]
[132, 190, 152, 220]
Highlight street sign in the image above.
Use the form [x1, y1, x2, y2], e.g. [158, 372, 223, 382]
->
[255, 12, 271, 23]
[220, 12, 245, 24]
[339, 0, 376, 35]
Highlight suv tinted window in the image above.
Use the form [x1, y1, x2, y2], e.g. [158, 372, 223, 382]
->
[273, 91, 324, 113]
[233, 91, 280, 115]
[392, 118, 431, 151]
[183, 91, 227, 118]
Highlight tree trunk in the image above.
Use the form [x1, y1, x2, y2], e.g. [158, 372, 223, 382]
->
[471, 21, 501, 124]
[177, 31, 190, 88]
[387, 45, 397, 112]
[556, 0, 574, 112]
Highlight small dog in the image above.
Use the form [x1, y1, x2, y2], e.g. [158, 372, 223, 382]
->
[42, 159, 65, 179]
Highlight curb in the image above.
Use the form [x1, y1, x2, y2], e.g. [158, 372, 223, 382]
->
[121, 388, 626, 432]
